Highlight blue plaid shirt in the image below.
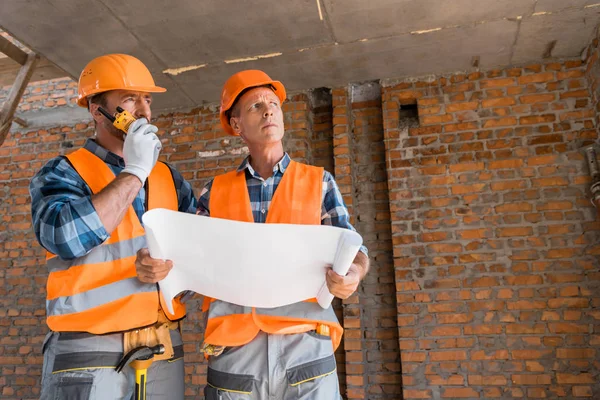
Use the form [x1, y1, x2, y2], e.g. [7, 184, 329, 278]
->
[30, 139, 197, 260]
[197, 153, 368, 255]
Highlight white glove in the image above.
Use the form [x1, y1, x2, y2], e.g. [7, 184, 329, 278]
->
[121, 118, 162, 184]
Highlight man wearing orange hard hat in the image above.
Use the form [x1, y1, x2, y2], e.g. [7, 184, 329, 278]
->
[136, 69, 370, 398]
[30, 54, 196, 399]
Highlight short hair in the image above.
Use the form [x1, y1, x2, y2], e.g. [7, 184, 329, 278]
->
[87, 91, 109, 111]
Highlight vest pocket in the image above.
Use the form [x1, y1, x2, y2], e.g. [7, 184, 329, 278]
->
[54, 374, 93, 400]
[205, 386, 252, 400]
[205, 367, 254, 398]
[307, 330, 330, 340]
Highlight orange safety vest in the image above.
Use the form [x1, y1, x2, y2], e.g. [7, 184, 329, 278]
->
[204, 160, 344, 350]
[45, 148, 186, 334]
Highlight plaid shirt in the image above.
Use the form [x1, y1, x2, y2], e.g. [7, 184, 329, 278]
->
[30, 139, 197, 260]
[197, 153, 368, 255]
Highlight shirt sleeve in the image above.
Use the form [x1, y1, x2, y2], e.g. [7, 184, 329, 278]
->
[167, 164, 198, 214]
[321, 171, 368, 256]
[29, 157, 109, 260]
[196, 179, 213, 216]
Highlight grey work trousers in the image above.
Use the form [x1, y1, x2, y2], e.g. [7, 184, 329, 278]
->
[40, 329, 184, 400]
[205, 331, 342, 399]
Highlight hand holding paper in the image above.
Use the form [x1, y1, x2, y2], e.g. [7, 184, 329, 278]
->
[141, 209, 363, 314]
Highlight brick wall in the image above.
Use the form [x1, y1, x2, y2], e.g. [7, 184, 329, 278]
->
[586, 32, 600, 131]
[0, 77, 77, 114]
[331, 83, 402, 399]
[382, 61, 599, 399]
[2, 45, 600, 400]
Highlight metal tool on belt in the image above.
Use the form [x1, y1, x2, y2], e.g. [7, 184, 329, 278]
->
[116, 344, 165, 400]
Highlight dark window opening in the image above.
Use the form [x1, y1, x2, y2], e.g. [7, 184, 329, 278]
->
[399, 102, 419, 119]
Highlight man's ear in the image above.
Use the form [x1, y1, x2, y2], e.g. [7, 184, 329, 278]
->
[230, 116, 243, 136]
[88, 102, 104, 125]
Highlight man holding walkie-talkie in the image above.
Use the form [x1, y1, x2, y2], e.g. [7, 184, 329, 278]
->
[29, 54, 196, 400]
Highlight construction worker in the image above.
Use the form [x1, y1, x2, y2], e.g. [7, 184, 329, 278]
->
[135, 70, 370, 399]
[29, 54, 196, 400]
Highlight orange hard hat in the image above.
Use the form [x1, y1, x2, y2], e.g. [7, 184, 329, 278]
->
[219, 70, 286, 135]
[77, 54, 166, 108]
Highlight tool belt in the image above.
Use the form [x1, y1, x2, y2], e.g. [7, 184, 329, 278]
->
[123, 308, 180, 362]
[202, 324, 330, 357]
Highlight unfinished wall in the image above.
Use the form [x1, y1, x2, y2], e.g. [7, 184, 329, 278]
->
[383, 61, 599, 399]
[585, 32, 600, 132]
[2, 45, 600, 400]
[331, 84, 402, 399]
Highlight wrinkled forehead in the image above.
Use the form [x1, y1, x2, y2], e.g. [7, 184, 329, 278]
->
[239, 86, 280, 104]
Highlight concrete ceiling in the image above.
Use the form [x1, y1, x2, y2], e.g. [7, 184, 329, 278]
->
[0, 0, 599, 112]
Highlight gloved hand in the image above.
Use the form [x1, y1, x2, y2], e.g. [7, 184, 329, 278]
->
[121, 118, 162, 184]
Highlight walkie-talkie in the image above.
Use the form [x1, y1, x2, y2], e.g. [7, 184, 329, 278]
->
[98, 106, 137, 134]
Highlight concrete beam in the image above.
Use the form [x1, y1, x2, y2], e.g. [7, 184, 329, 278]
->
[512, 7, 598, 64]
[324, 0, 535, 43]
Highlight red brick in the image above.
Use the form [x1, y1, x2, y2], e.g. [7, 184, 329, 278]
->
[497, 227, 533, 237]
[434, 313, 474, 327]
[518, 72, 555, 84]
[507, 300, 547, 310]
[547, 273, 582, 283]
[471, 350, 509, 360]
[511, 349, 551, 359]
[421, 231, 450, 242]
[483, 117, 517, 128]
[427, 374, 464, 385]
[519, 114, 556, 125]
[532, 177, 569, 187]
[491, 180, 527, 191]
[452, 183, 486, 194]
[430, 350, 467, 361]
[549, 323, 589, 333]
[442, 388, 480, 398]
[481, 78, 516, 88]
[520, 93, 556, 104]
[511, 374, 552, 385]
[527, 388, 548, 398]
[482, 97, 516, 107]
[421, 114, 453, 125]
[464, 325, 503, 335]
[431, 326, 461, 336]
[427, 303, 462, 313]
[506, 324, 545, 334]
[404, 389, 432, 399]
[556, 348, 595, 358]
[572, 386, 593, 397]
[547, 298, 589, 308]
[556, 373, 595, 384]
[527, 155, 557, 166]
[559, 89, 589, 99]
[447, 102, 479, 112]
[468, 375, 508, 385]
[401, 352, 427, 362]
[505, 276, 543, 285]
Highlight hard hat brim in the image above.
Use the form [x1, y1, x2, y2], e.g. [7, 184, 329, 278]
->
[77, 85, 167, 108]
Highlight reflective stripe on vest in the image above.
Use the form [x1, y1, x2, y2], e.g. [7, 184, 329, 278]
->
[45, 148, 185, 334]
[206, 160, 343, 350]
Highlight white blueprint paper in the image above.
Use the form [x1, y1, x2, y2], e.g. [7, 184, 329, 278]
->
[142, 209, 363, 314]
